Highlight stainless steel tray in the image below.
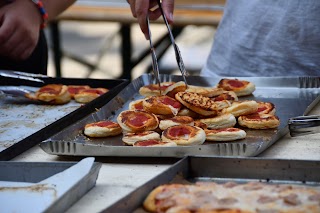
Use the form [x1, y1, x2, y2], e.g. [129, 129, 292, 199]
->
[0, 77, 128, 160]
[0, 157, 101, 213]
[40, 74, 320, 157]
[103, 156, 320, 213]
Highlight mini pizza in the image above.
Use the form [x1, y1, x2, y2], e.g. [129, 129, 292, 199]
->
[194, 120, 208, 130]
[205, 127, 246, 141]
[143, 95, 182, 116]
[139, 82, 175, 97]
[175, 92, 231, 117]
[211, 91, 238, 102]
[198, 113, 236, 129]
[162, 125, 206, 146]
[159, 116, 194, 131]
[74, 88, 108, 103]
[67, 85, 90, 98]
[143, 181, 320, 213]
[256, 101, 276, 115]
[122, 131, 160, 145]
[133, 139, 177, 147]
[185, 85, 225, 97]
[217, 78, 255, 96]
[84, 120, 122, 137]
[117, 110, 159, 133]
[25, 84, 71, 104]
[221, 100, 259, 117]
[163, 81, 187, 98]
[238, 113, 280, 129]
[128, 99, 145, 111]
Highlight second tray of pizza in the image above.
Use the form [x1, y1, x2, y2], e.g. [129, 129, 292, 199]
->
[40, 75, 320, 157]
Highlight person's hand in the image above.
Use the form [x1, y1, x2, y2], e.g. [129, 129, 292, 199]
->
[0, 1, 42, 61]
[127, 0, 174, 39]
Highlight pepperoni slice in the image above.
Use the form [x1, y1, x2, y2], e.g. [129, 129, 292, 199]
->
[68, 86, 89, 95]
[134, 139, 162, 146]
[39, 85, 62, 94]
[160, 96, 181, 109]
[126, 113, 150, 127]
[257, 106, 267, 112]
[168, 126, 191, 137]
[90, 121, 118, 128]
[134, 101, 144, 110]
[81, 88, 106, 95]
[227, 79, 245, 88]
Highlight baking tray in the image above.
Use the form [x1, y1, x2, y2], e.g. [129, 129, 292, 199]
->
[40, 74, 320, 157]
[103, 156, 320, 213]
[0, 157, 101, 213]
[0, 76, 129, 160]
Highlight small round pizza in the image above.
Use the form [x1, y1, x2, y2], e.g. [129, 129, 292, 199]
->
[122, 131, 160, 145]
[256, 101, 276, 115]
[221, 100, 258, 117]
[26, 84, 71, 104]
[74, 88, 108, 103]
[143, 95, 182, 116]
[211, 91, 238, 102]
[67, 85, 90, 98]
[198, 113, 236, 129]
[238, 113, 280, 129]
[194, 120, 208, 130]
[139, 82, 175, 97]
[175, 92, 231, 117]
[133, 139, 177, 147]
[205, 127, 246, 142]
[162, 125, 206, 146]
[84, 120, 122, 137]
[159, 116, 194, 131]
[217, 78, 255, 97]
[163, 81, 187, 98]
[185, 85, 225, 97]
[128, 99, 145, 111]
[117, 110, 159, 133]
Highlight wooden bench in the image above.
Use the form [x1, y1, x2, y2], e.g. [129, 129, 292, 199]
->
[50, 0, 225, 79]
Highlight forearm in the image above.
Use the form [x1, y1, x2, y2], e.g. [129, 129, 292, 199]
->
[41, 0, 76, 21]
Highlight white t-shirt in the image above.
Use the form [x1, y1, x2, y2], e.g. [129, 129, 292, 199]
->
[201, 0, 320, 77]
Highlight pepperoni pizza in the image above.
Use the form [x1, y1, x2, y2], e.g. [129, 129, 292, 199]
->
[217, 78, 256, 97]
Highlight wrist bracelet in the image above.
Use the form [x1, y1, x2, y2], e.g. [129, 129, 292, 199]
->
[31, 0, 48, 29]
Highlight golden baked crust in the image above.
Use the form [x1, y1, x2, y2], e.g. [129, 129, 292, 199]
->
[67, 85, 90, 98]
[117, 110, 159, 133]
[26, 84, 71, 104]
[162, 125, 206, 145]
[129, 99, 145, 111]
[217, 79, 255, 97]
[175, 92, 231, 117]
[221, 101, 258, 117]
[198, 113, 236, 130]
[177, 107, 199, 119]
[139, 82, 175, 97]
[143, 95, 182, 116]
[74, 88, 108, 103]
[238, 113, 280, 129]
[205, 127, 246, 141]
[159, 116, 194, 130]
[122, 131, 160, 145]
[211, 91, 238, 102]
[84, 120, 122, 137]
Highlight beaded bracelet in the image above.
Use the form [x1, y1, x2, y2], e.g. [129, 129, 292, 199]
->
[31, 0, 49, 29]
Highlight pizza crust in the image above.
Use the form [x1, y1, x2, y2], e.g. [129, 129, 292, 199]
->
[122, 131, 160, 145]
[198, 113, 236, 129]
[221, 101, 258, 117]
[217, 78, 255, 97]
[26, 84, 71, 104]
[74, 88, 108, 103]
[238, 113, 280, 129]
[205, 128, 246, 141]
[84, 120, 122, 137]
[162, 125, 206, 145]
[159, 116, 194, 131]
[143, 95, 182, 116]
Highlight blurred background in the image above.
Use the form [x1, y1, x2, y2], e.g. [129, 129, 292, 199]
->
[45, 0, 224, 80]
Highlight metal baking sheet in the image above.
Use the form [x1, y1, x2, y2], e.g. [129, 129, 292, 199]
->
[0, 157, 101, 213]
[40, 74, 320, 157]
[103, 156, 320, 213]
[0, 76, 128, 160]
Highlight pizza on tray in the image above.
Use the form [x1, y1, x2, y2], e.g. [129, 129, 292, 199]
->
[143, 181, 320, 213]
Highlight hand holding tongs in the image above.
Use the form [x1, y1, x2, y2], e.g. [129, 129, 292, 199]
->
[288, 115, 320, 137]
[0, 69, 46, 83]
[146, 0, 189, 89]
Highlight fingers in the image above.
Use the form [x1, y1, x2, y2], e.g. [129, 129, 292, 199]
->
[135, 0, 151, 39]
[162, 0, 175, 24]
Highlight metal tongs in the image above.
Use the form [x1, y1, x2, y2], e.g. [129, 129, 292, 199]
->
[288, 115, 320, 137]
[146, 0, 189, 91]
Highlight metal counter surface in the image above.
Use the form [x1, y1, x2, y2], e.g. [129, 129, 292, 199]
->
[11, 88, 320, 213]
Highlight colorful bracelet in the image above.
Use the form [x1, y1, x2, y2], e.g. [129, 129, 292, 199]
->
[31, 0, 49, 29]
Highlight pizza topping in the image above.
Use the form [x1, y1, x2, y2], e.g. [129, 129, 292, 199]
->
[168, 126, 191, 137]
[170, 116, 194, 124]
[161, 97, 181, 109]
[133, 101, 144, 110]
[127, 114, 149, 127]
[134, 140, 163, 146]
[145, 83, 173, 91]
[282, 193, 301, 206]
[257, 106, 267, 113]
[81, 88, 106, 95]
[39, 85, 61, 94]
[208, 128, 240, 133]
[227, 79, 245, 88]
[90, 121, 118, 128]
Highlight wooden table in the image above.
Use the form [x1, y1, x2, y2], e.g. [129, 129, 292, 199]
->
[50, 0, 224, 79]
